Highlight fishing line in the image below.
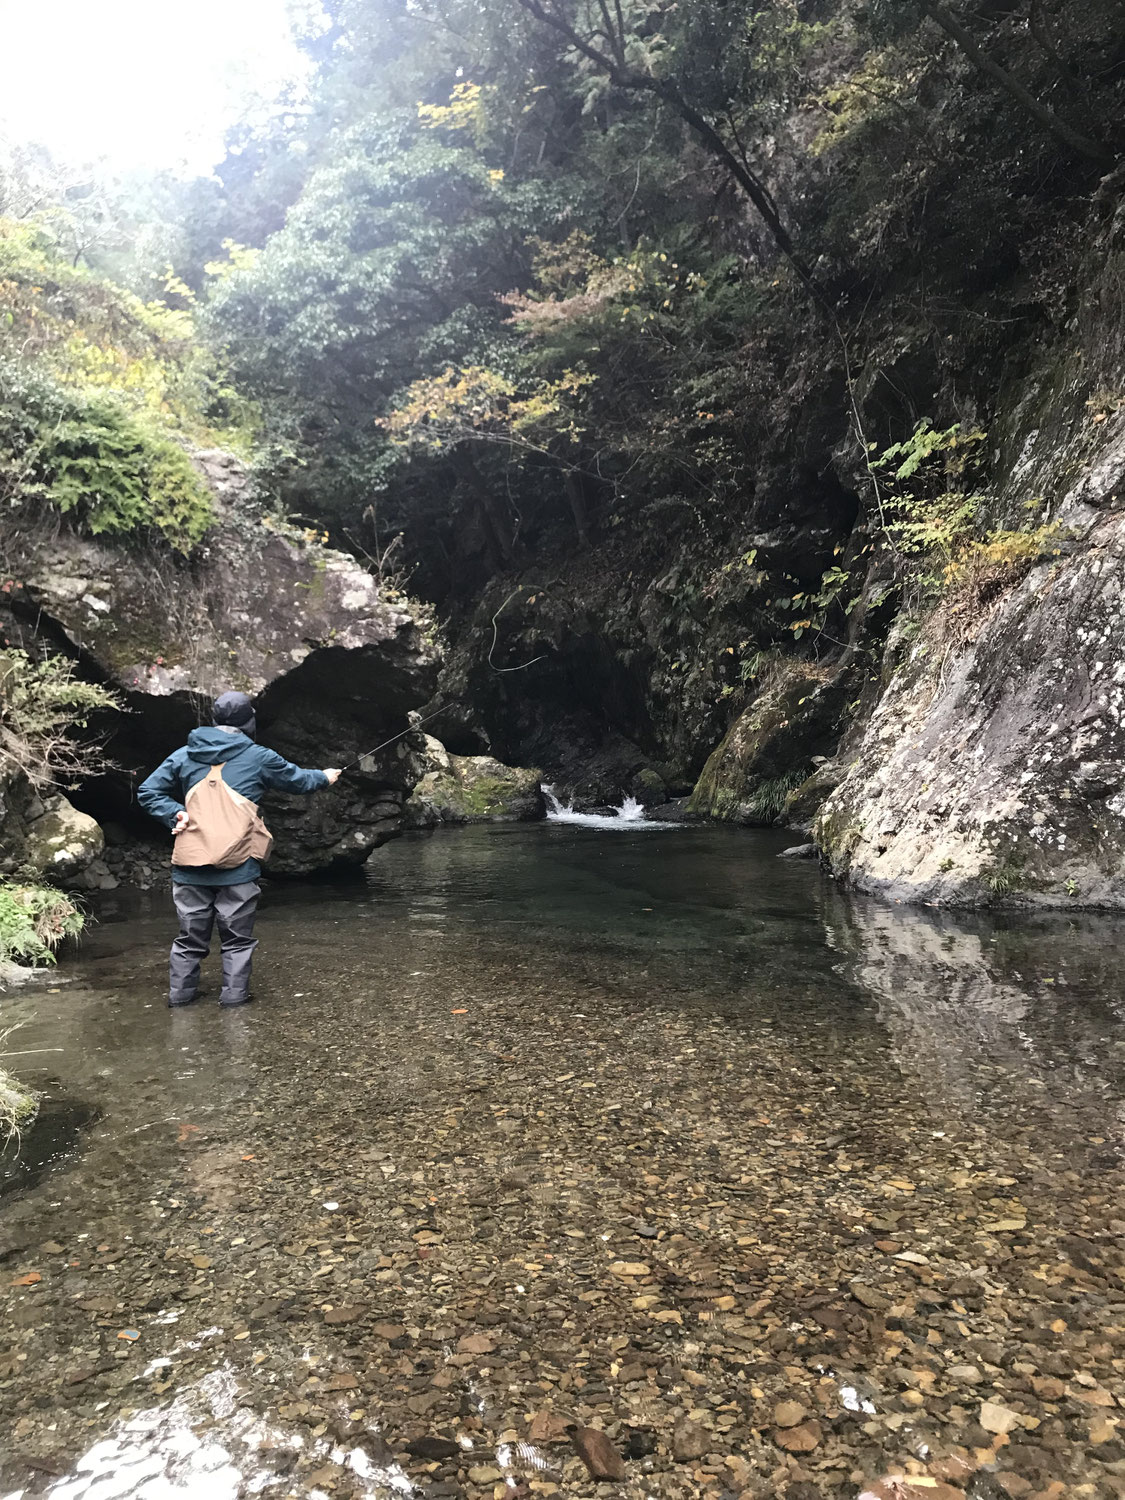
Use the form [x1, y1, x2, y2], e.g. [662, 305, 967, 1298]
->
[342, 584, 555, 771]
[340, 705, 450, 772]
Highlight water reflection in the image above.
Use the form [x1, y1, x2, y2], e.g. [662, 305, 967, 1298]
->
[826, 889, 1125, 1149]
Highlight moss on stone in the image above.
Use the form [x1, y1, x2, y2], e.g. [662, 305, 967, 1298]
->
[0, 1066, 38, 1140]
[406, 743, 544, 825]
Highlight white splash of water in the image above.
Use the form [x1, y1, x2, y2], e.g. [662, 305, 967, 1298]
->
[544, 788, 678, 829]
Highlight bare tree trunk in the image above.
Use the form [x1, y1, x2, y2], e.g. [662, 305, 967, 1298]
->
[511, 0, 820, 294]
[920, 0, 1114, 165]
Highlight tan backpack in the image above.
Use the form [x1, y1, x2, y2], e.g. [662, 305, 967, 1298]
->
[171, 764, 274, 869]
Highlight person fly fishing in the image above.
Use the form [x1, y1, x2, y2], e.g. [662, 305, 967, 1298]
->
[138, 691, 341, 1008]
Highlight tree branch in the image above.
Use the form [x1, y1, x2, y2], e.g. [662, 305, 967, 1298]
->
[512, 0, 820, 292]
[594, 0, 624, 66]
[920, 0, 1114, 165]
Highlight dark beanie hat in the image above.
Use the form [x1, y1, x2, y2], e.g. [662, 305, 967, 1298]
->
[212, 690, 256, 739]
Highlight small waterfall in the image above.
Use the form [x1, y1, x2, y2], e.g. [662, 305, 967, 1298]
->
[543, 787, 677, 829]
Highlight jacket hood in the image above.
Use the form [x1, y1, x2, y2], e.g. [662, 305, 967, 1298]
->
[185, 726, 259, 767]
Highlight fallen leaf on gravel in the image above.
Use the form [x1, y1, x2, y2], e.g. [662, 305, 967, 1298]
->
[10, 1273, 41, 1286]
[528, 1411, 572, 1443]
[323, 1305, 367, 1325]
[773, 1400, 809, 1429]
[859, 1481, 964, 1500]
[774, 1420, 821, 1452]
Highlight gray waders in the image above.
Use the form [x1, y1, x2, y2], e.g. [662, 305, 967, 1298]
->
[169, 881, 260, 1006]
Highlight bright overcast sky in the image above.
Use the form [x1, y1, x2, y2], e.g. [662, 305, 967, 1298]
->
[0, 0, 313, 175]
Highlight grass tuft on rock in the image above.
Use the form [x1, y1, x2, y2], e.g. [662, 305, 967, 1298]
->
[0, 882, 84, 977]
[0, 1056, 38, 1143]
[0, 882, 84, 1137]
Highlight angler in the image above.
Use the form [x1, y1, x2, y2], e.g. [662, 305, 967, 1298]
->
[138, 691, 341, 1008]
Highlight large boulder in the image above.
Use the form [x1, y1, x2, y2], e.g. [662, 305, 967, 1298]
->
[0, 775, 103, 884]
[3, 452, 442, 874]
[404, 736, 544, 827]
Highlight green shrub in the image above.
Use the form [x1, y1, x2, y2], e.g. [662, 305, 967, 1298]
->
[0, 648, 119, 788]
[45, 396, 214, 547]
[0, 362, 214, 550]
[0, 882, 83, 971]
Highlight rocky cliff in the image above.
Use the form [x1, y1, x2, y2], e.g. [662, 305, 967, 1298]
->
[429, 192, 1125, 910]
[1, 452, 442, 877]
[812, 237, 1125, 908]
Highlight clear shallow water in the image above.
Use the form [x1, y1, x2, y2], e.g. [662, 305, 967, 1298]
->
[1, 824, 1123, 1499]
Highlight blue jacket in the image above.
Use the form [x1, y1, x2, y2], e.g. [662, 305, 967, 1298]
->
[138, 726, 327, 886]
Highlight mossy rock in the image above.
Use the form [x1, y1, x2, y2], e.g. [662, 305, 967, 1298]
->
[22, 800, 104, 881]
[689, 665, 850, 825]
[405, 737, 545, 825]
[629, 767, 668, 808]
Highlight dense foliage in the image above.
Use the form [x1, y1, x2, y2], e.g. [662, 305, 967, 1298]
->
[0, 882, 83, 972]
[195, 0, 1123, 603]
[0, 218, 247, 551]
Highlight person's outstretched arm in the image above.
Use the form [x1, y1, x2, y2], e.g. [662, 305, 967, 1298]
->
[138, 754, 188, 830]
[259, 749, 341, 794]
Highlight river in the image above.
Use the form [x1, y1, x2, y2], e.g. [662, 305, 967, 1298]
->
[1, 823, 1123, 1498]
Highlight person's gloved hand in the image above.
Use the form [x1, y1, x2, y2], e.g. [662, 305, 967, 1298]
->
[324, 768, 342, 785]
[172, 810, 190, 836]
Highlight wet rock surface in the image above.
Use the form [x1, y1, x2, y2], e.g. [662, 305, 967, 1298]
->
[816, 352, 1125, 910]
[1, 825, 1123, 1499]
[688, 665, 851, 826]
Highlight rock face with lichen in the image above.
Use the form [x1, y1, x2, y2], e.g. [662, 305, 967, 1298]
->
[815, 385, 1125, 908]
[687, 664, 851, 825]
[3, 452, 442, 875]
[404, 736, 544, 827]
[0, 776, 104, 885]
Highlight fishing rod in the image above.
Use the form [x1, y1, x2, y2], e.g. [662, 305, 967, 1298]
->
[340, 705, 450, 772]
